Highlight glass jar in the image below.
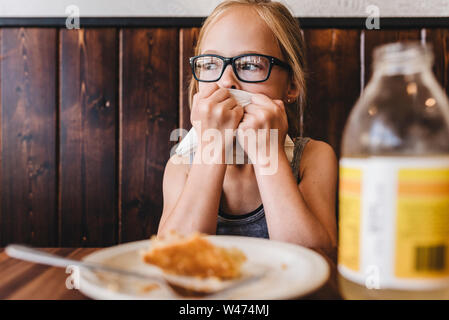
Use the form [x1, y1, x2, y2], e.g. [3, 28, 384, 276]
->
[338, 41, 449, 299]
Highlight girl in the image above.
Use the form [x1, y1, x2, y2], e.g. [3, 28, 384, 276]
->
[158, 0, 338, 251]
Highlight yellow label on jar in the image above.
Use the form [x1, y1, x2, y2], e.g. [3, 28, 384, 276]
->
[338, 167, 362, 272]
[338, 157, 449, 290]
[395, 168, 449, 278]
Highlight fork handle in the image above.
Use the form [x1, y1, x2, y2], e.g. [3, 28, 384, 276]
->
[5, 244, 89, 269]
[5, 244, 160, 281]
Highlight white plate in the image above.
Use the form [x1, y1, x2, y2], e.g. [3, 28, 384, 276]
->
[78, 235, 330, 300]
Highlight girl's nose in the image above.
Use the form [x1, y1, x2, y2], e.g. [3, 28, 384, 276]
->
[218, 65, 240, 90]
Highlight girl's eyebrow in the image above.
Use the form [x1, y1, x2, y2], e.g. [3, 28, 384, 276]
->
[202, 50, 263, 56]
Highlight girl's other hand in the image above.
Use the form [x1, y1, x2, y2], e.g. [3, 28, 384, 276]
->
[236, 93, 288, 164]
[191, 84, 244, 151]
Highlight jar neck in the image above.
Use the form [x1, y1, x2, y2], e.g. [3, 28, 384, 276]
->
[373, 57, 432, 77]
[372, 42, 434, 77]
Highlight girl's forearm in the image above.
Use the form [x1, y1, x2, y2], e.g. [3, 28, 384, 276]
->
[158, 151, 227, 236]
[254, 150, 332, 249]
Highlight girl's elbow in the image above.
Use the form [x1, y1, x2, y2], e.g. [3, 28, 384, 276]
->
[156, 219, 173, 238]
[314, 231, 337, 257]
[301, 227, 335, 253]
[156, 225, 166, 238]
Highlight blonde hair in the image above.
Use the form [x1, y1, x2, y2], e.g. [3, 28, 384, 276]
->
[188, 0, 307, 138]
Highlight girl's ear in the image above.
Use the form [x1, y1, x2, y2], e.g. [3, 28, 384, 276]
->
[285, 79, 301, 104]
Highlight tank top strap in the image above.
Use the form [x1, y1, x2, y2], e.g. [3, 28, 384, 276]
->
[290, 136, 311, 184]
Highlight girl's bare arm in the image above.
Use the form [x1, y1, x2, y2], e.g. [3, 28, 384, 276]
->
[157, 151, 227, 236]
[255, 139, 338, 251]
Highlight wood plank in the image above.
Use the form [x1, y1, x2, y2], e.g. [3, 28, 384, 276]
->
[4, 248, 96, 300]
[120, 28, 179, 243]
[363, 29, 422, 85]
[59, 28, 118, 246]
[0, 29, 2, 249]
[0, 248, 8, 264]
[0, 28, 57, 246]
[0, 248, 97, 299]
[179, 28, 200, 132]
[0, 248, 62, 299]
[303, 29, 361, 158]
[425, 28, 449, 97]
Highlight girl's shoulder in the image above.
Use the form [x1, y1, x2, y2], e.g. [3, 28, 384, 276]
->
[298, 138, 337, 181]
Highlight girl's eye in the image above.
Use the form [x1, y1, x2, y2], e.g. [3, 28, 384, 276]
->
[204, 63, 218, 70]
[196, 57, 220, 70]
[240, 63, 262, 71]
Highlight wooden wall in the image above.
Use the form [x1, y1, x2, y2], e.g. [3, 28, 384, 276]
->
[0, 26, 448, 247]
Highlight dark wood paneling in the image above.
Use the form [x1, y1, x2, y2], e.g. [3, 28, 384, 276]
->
[425, 28, 449, 97]
[303, 29, 361, 158]
[179, 28, 199, 132]
[0, 28, 57, 246]
[1, 26, 449, 247]
[363, 29, 422, 85]
[0, 29, 1, 247]
[59, 29, 118, 246]
[120, 28, 179, 243]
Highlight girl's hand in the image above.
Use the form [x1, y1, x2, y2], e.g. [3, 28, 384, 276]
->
[191, 84, 244, 152]
[236, 93, 288, 165]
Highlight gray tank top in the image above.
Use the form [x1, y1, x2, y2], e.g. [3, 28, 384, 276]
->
[189, 137, 311, 239]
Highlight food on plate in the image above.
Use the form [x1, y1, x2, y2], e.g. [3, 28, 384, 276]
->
[139, 283, 160, 293]
[142, 232, 246, 280]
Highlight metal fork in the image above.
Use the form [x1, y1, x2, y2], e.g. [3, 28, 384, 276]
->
[5, 244, 263, 299]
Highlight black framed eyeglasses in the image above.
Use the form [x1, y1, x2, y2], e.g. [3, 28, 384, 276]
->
[189, 53, 291, 83]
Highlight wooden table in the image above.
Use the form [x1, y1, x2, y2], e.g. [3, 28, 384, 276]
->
[0, 248, 342, 300]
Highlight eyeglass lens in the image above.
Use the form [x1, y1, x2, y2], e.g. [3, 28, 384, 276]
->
[194, 55, 271, 82]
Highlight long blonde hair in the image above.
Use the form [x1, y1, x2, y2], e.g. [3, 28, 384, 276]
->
[188, 0, 307, 138]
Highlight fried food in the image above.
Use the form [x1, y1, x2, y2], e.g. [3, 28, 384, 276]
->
[142, 232, 246, 280]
